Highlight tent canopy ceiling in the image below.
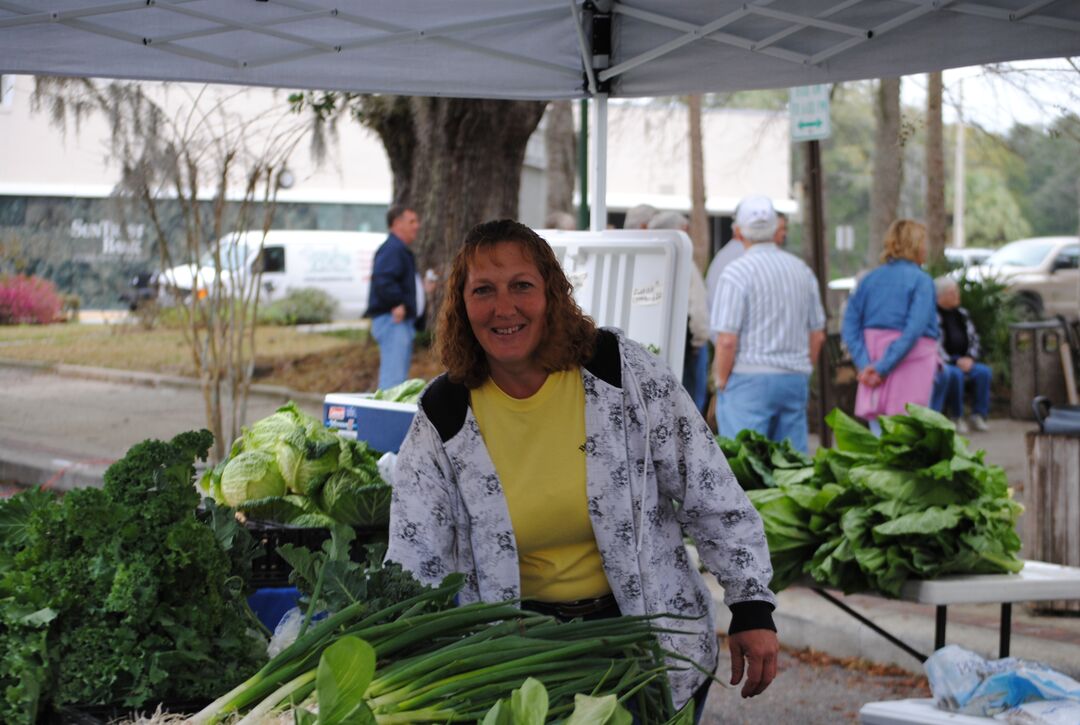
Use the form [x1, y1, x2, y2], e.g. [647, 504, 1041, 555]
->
[2, 1, 1079, 99]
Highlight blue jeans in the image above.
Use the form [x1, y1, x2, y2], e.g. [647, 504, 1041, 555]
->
[717, 372, 810, 453]
[682, 343, 710, 415]
[930, 362, 992, 418]
[370, 313, 415, 390]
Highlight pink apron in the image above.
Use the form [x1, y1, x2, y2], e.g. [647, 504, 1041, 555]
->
[854, 328, 938, 420]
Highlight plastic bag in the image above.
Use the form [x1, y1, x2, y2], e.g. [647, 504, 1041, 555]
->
[926, 645, 1080, 721]
[267, 606, 305, 658]
[1005, 700, 1080, 725]
[377, 451, 397, 487]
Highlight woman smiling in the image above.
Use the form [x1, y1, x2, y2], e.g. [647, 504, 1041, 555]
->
[386, 219, 779, 716]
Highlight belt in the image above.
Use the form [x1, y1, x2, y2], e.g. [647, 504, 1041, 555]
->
[521, 593, 619, 620]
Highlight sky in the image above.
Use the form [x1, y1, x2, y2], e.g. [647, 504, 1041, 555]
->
[901, 58, 1080, 133]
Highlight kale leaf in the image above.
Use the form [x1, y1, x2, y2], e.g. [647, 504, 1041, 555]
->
[0, 430, 267, 722]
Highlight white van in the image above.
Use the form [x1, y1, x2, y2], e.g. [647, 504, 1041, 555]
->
[157, 229, 386, 318]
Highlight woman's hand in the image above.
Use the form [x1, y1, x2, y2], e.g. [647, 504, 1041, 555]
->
[858, 366, 883, 388]
[728, 629, 779, 698]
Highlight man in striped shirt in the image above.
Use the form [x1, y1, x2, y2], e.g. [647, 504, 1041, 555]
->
[710, 196, 826, 453]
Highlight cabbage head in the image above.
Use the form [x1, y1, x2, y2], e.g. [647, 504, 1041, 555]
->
[242, 408, 305, 451]
[220, 450, 286, 507]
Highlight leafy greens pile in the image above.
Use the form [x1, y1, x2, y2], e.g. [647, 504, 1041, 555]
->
[200, 402, 390, 528]
[721, 406, 1023, 597]
[0, 431, 266, 723]
[372, 377, 426, 404]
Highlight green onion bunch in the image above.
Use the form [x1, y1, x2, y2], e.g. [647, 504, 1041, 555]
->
[191, 574, 679, 724]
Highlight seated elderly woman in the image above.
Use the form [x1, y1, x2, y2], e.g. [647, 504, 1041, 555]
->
[930, 276, 992, 433]
[386, 219, 779, 717]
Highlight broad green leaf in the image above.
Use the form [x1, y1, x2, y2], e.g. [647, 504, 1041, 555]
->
[481, 700, 513, 725]
[773, 467, 815, 486]
[825, 409, 878, 454]
[873, 506, 962, 537]
[510, 677, 548, 725]
[564, 693, 631, 725]
[317, 636, 376, 725]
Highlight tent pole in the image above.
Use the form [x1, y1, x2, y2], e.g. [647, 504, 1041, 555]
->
[578, 98, 590, 230]
[590, 93, 608, 231]
[807, 139, 832, 448]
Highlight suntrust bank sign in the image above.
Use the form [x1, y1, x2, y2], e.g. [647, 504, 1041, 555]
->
[69, 218, 145, 257]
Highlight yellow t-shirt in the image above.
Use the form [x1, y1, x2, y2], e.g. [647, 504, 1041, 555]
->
[471, 370, 611, 602]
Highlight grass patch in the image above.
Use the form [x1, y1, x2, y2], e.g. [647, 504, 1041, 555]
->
[0, 322, 354, 378]
[320, 328, 371, 343]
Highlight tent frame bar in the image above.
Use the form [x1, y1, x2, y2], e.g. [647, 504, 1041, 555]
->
[596, 0, 1079, 90]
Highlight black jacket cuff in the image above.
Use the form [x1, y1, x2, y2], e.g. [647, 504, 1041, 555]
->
[728, 601, 777, 634]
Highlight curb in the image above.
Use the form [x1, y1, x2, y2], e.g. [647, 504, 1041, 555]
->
[0, 358, 324, 406]
[0, 448, 107, 492]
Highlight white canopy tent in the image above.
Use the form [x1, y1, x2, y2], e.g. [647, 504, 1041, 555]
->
[3, 1, 1080, 227]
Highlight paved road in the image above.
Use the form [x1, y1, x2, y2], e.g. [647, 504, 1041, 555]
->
[0, 365, 321, 488]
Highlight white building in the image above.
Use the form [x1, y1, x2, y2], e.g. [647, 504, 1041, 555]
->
[0, 76, 792, 306]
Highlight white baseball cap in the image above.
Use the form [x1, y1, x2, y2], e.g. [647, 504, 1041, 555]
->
[734, 195, 778, 242]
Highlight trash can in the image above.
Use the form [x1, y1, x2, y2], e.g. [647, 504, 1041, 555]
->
[1024, 431, 1080, 613]
[1009, 320, 1068, 420]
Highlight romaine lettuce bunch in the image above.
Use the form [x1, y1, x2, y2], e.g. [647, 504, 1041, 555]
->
[723, 405, 1023, 597]
[201, 402, 390, 528]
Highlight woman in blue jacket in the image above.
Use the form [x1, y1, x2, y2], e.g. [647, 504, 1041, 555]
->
[841, 220, 939, 434]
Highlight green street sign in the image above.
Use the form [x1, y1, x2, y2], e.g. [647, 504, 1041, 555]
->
[790, 85, 831, 142]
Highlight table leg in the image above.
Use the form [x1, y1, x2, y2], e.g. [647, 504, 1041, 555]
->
[934, 605, 947, 650]
[810, 588, 928, 663]
[1000, 603, 1012, 658]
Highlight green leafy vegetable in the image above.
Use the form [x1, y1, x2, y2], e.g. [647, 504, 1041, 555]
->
[724, 406, 1024, 597]
[372, 378, 426, 403]
[221, 450, 287, 506]
[200, 402, 391, 529]
[0, 431, 266, 722]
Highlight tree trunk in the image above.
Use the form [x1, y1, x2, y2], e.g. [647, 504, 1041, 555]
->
[687, 94, 709, 272]
[869, 77, 903, 265]
[925, 72, 947, 264]
[358, 97, 547, 276]
[360, 95, 416, 206]
[544, 100, 576, 221]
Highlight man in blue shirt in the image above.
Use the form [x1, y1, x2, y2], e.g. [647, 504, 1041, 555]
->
[367, 204, 422, 390]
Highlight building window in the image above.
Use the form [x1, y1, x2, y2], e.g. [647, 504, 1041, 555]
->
[0, 76, 14, 110]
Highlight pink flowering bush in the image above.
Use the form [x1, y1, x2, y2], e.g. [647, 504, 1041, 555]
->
[0, 274, 63, 325]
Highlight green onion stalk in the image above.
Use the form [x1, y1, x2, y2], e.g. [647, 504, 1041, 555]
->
[193, 574, 679, 724]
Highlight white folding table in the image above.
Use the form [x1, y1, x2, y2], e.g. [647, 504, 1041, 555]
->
[858, 698, 996, 724]
[811, 560, 1080, 663]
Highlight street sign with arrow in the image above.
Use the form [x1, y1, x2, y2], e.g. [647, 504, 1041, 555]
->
[790, 85, 831, 143]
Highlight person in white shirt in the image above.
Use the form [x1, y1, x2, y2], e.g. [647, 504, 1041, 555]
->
[711, 196, 826, 452]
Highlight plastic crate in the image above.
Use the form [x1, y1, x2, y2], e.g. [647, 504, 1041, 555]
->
[245, 519, 388, 588]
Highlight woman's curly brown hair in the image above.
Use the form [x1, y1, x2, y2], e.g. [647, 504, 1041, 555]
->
[437, 219, 597, 388]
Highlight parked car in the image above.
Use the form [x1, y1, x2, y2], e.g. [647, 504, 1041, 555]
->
[146, 230, 386, 318]
[944, 246, 993, 269]
[962, 236, 1079, 320]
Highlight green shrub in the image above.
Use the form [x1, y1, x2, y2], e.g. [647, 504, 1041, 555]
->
[258, 287, 338, 326]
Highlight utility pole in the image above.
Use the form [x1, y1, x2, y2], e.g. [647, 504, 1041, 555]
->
[953, 82, 966, 248]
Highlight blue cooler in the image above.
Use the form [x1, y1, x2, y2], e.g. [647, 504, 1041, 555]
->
[247, 587, 301, 631]
[323, 393, 418, 453]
